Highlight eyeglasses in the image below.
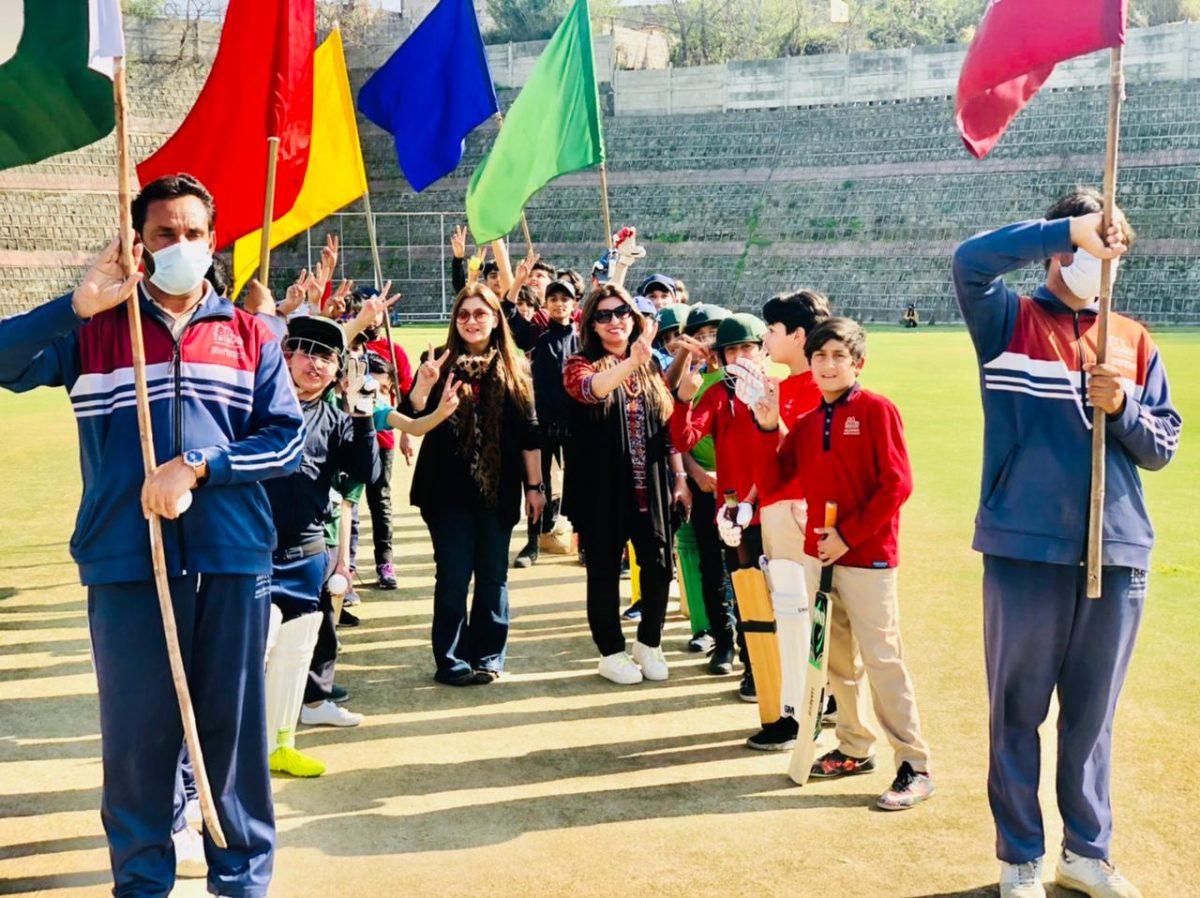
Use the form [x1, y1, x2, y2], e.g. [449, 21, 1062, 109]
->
[593, 305, 633, 324]
[455, 308, 494, 323]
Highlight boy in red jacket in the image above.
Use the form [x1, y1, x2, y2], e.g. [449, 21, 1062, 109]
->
[752, 317, 933, 811]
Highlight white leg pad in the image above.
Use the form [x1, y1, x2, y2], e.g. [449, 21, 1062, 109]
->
[768, 559, 810, 719]
[264, 611, 321, 750]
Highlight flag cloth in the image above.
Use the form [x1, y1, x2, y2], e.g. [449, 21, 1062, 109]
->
[232, 29, 367, 297]
[357, 0, 498, 192]
[956, 0, 1127, 159]
[0, 0, 124, 171]
[137, 0, 315, 250]
[465, 0, 604, 243]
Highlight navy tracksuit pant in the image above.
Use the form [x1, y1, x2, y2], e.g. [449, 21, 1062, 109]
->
[88, 574, 275, 898]
[983, 556, 1146, 864]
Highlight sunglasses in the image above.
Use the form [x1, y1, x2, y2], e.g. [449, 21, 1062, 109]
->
[593, 305, 633, 324]
[455, 308, 494, 323]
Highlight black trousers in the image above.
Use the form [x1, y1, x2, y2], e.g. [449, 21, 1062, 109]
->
[305, 547, 339, 704]
[525, 433, 567, 546]
[582, 490, 671, 656]
[366, 446, 395, 566]
[688, 479, 736, 649]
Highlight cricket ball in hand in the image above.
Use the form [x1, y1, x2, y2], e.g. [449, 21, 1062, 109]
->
[175, 492, 193, 515]
[327, 573, 349, 596]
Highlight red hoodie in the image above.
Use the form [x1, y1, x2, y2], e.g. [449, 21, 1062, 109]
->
[754, 383, 912, 568]
[671, 380, 762, 525]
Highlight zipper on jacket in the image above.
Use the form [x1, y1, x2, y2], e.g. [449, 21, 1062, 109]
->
[172, 337, 188, 575]
[1072, 312, 1088, 414]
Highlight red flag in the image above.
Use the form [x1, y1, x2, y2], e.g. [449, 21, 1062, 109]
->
[956, 0, 1126, 159]
[137, 0, 315, 250]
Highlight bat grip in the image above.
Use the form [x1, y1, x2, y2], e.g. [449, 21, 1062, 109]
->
[824, 501, 838, 530]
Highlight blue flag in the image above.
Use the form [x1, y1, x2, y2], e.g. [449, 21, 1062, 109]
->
[357, 0, 499, 192]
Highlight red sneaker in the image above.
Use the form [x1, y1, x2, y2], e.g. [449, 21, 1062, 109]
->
[808, 748, 876, 779]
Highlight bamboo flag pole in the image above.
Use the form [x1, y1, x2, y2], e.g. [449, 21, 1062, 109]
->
[112, 55, 228, 848]
[1086, 44, 1127, 599]
[257, 136, 282, 284]
[491, 112, 535, 255]
[599, 162, 613, 248]
[361, 188, 404, 402]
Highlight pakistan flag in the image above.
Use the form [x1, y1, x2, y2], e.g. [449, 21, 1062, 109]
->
[0, 0, 125, 171]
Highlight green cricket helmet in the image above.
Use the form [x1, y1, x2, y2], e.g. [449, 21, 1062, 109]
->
[683, 303, 731, 336]
[656, 304, 688, 336]
[715, 313, 767, 350]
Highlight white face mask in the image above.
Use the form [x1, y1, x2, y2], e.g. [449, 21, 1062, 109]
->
[146, 239, 213, 296]
[1059, 248, 1119, 302]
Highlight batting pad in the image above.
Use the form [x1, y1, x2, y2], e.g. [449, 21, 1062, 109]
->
[731, 566, 783, 725]
[265, 611, 321, 750]
[767, 558, 809, 721]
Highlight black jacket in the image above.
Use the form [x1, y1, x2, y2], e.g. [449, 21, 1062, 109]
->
[265, 395, 380, 550]
[531, 320, 579, 437]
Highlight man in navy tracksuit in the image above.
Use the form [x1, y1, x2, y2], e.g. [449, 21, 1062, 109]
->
[953, 188, 1181, 898]
[0, 175, 304, 898]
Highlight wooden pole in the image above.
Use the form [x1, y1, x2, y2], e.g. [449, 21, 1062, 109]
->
[491, 113, 535, 256]
[599, 162, 614, 248]
[1086, 44, 1126, 599]
[113, 55, 228, 849]
[257, 136, 282, 284]
[362, 188, 403, 402]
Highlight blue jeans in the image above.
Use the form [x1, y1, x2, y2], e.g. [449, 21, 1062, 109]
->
[422, 505, 513, 676]
[983, 557, 1145, 863]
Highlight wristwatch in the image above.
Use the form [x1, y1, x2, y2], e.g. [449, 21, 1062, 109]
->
[183, 449, 207, 485]
[526, 482, 546, 494]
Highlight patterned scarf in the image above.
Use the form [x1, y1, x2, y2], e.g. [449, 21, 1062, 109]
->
[447, 349, 506, 507]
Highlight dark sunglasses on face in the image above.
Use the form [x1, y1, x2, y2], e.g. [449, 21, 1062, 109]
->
[593, 305, 633, 324]
[456, 308, 493, 323]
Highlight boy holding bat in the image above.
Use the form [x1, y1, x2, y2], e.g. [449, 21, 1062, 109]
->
[751, 317, 933, 811]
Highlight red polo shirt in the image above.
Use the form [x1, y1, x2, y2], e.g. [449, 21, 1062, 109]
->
[758, 370, 821, 506]
[754, 383, 912, 568]
[671, 380, 762, 525]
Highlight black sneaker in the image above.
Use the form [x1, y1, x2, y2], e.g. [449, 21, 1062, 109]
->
[513, 541, 538, 569]
[622, 600, 642, 620]
[687, 631, 715, 653]
[809, 748, 876, 780]
[746, 716, 800, 751]
[338, 608, 360, 628]
[330, 684, 349, 703]
[821, 694, 838, 729]
[708, 643, 735, 675]
[434, 667, 476, 687]
[876, 761, 934, 810]
[738, 670, 757, 703]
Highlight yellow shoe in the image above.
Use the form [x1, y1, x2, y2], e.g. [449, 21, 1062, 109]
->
[269, 746, 326, 777]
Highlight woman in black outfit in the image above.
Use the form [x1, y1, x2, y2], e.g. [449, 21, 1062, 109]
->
[562, 284, 691, 685]
[408, 284, 544, 685]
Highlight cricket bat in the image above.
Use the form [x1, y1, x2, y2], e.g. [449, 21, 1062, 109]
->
[788, 501, 837, 786]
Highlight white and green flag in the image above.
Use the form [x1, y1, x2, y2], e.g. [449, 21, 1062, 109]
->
[0, 0, 125, 171]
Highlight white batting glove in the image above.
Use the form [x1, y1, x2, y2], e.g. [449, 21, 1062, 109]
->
[726, 359, 766, 408]
[615, 228, 646, 266]
[717, 514, 743, 547]
[735, 501, 754, 528]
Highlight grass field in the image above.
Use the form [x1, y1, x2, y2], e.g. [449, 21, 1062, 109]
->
[0, 323, 1196, 897]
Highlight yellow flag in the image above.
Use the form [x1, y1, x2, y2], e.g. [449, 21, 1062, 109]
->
[232, 28, 367, 297]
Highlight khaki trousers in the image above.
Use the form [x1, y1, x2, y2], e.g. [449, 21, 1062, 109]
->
[760, 500, 807, 563]
[801, 556, 930, 772]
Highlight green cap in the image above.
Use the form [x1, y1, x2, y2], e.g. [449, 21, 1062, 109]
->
[683, 303, 731, 336]
[656, 304, 688, 334]
[715, 313, 767, 350]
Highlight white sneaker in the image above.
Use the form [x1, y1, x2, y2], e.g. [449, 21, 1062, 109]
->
[172, 825, 206, 878]
[184, 797, 201, 827]
[300, 700, 363, 727]
[598, 651, 643, 685]
[1055, 849, 1143, 898]
[631, 640, 669, 681]
[1000, 856, 1046, 898]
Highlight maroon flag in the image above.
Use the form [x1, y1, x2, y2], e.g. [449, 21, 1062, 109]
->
[956, 0, 1127, 159]
[137, 0, 315, 250]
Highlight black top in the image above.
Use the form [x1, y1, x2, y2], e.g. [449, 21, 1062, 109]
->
[264, 396, 379, 550]
[531, 320, 579, 437]
[409, 372, 540, 528]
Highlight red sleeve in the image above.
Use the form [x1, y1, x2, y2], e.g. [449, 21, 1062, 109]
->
[392, 343, 414, 397]
[669, 384, 719, 453]
[753, 417, 803, 500]
[836, 398, 914, 549]
[563, 355, 599, 403]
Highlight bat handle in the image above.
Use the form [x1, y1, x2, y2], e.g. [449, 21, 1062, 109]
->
[824, 501, 838, 529]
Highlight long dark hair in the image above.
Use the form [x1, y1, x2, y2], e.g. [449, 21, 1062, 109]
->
[575, 283, 673, 423]
[442, 284, 533, 414]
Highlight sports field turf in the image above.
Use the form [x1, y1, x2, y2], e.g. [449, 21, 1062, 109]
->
[0, 323, 1195, 897]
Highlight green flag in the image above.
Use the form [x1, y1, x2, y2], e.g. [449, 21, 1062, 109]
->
[0, 0, 124, 172]
[466, 0, 604, 244]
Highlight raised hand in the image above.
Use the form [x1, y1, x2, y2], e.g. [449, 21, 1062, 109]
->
[415, 342, 451, 392]
[630, 319, 658, 367]
[513, 251, 540, 286]
[72, 237, 144, 320]
[353, 280, 397, 330]
[451, 225, 467, 259]
[1068, 212, 1128, 261]
[243, 279, 276, 317]
[750, 374, 782, 430]
[436, 372, 462, 419]
[321, 234, 339, 276]
[727, 358, 766, 408]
